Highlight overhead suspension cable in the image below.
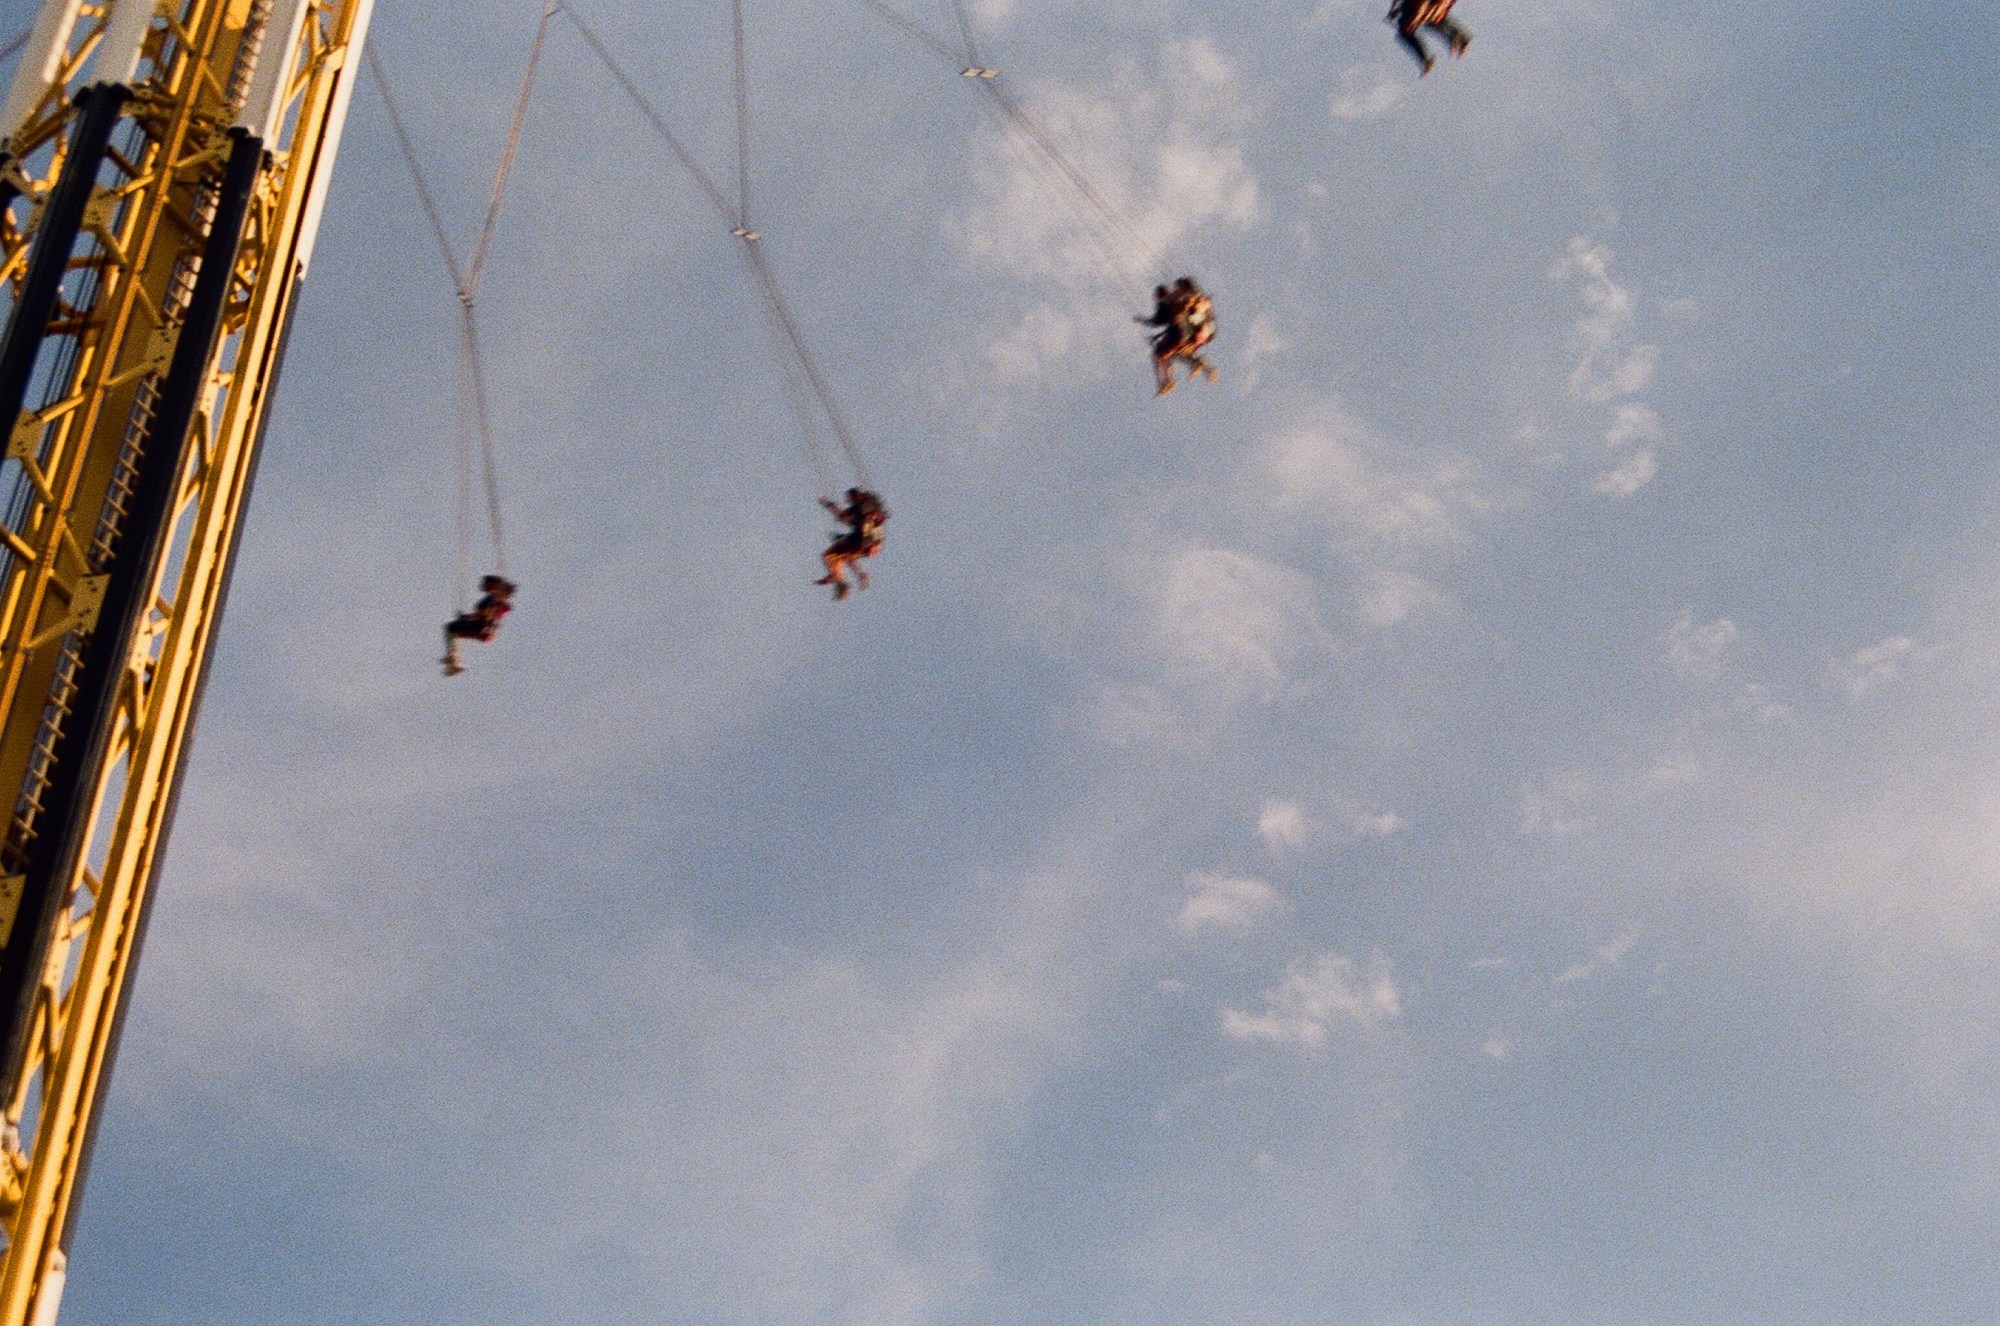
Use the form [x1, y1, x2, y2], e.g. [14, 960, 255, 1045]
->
[561, 7, 732, 218]
[564, 0, 871, 494]
[731, 0, 752, 234]
[846, 0, 1166, 299]
[851, 0, 959, 64]
[727, 0, 838, 496]
[367, 4, 559, 588]
[467, 0, 561, 302]
[941, 0, 982, 72]
[368, 43, 467, 294]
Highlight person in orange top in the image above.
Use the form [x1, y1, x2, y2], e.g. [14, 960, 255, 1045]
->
[1138, 277, 1218, 396]
[815, 489, 888, 601]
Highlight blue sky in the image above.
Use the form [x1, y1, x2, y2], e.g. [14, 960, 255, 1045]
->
[14, 0, 2000, 1321]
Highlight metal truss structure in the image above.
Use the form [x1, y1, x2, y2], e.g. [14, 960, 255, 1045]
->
[0, 2, 373, 1321]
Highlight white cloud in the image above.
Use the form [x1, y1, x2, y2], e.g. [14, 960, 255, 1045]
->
[1549, 240, 1673, 498]
[1593, 448, 1659, 498]
[1595, 402, 1666, 497]
[1153, 547, 1329, 702]
[1827, 635, 1926, 699]
[1256, 798, 1404, 856]
[1350, 808, 1407, 839]
[1662, 609, 1740, 679]
[1660, 610, 1799, 721]
[1604, 401, 1663, 449]
[985, 302, 1087, 386]
[1089, 682, 1183, 747]
[1177, 872, 1286, 936]
[1257, 799, 1314, 852]
[1221, 952, 1401, 1049]
[1520, 755, 1702, 838]
[1329, 64, 1411, 124]
[1735, 681, 1794, 724]
[1552, 237, 1659, 404]
[1235, 312, 1289, 393]
[1555, 925, 1641, 985]
[1261, 408, 1487, 551]
[1354, 568, 1448, 627]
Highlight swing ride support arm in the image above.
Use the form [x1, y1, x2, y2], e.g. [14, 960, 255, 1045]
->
[0, 2, 376, 1322]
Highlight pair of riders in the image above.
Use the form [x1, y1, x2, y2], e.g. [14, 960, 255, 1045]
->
[1389, 0, 1471, 76]
[1140, 276, 1217, 396]
[816, 487, 888, 601]
[808, 282, 1218, 608]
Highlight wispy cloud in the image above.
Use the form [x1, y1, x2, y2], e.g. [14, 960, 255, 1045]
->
[1662, 608, 1740, 679]
[1257, 799, 1314, 852]
[1552, 238, 1669, 497]
[1519, 757, 1699, 839]
[1553, 238, 1659, 403]
[1827, 635, 1927, 699]
[1235, 312, 1289, 393]
[1593, 402, 1665, 498]
[1518, 769, 1601, 838]
[1329, 64, 1411, 124]
[1555, 925, 1641, 985]
[1255, 797, 1406, 856]
[1177, 872, 1287, 936]
[1659, 609, 1794, 721]
[1152, 546, 1331, 703]
[1259, 406, 1488, 550]
[1221, 952, 1402, 1049]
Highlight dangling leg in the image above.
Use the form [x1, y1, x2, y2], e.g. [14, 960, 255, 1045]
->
[1431, 18, 1471, 56]
[853, 563, 870, 592]
[820, 550, 854, 599]
[1154, 352, 1177, 395]
[441, 626, 464, 677]
[1395, 26, 1434, 74]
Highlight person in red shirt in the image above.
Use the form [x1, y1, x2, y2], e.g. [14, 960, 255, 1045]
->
[441, 575, 517, 676]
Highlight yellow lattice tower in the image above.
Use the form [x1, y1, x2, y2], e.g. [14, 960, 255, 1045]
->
[0, 2, 374, 1320]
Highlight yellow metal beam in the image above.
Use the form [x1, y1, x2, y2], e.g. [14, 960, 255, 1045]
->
[0, 2, 375, 1322]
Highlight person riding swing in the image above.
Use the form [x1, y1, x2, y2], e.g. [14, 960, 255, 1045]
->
[1138, 277, 1218, 396]
[816, 488, 888, 601]
[1387, 0, 1471, 76]
[441, 574, 517, 676]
